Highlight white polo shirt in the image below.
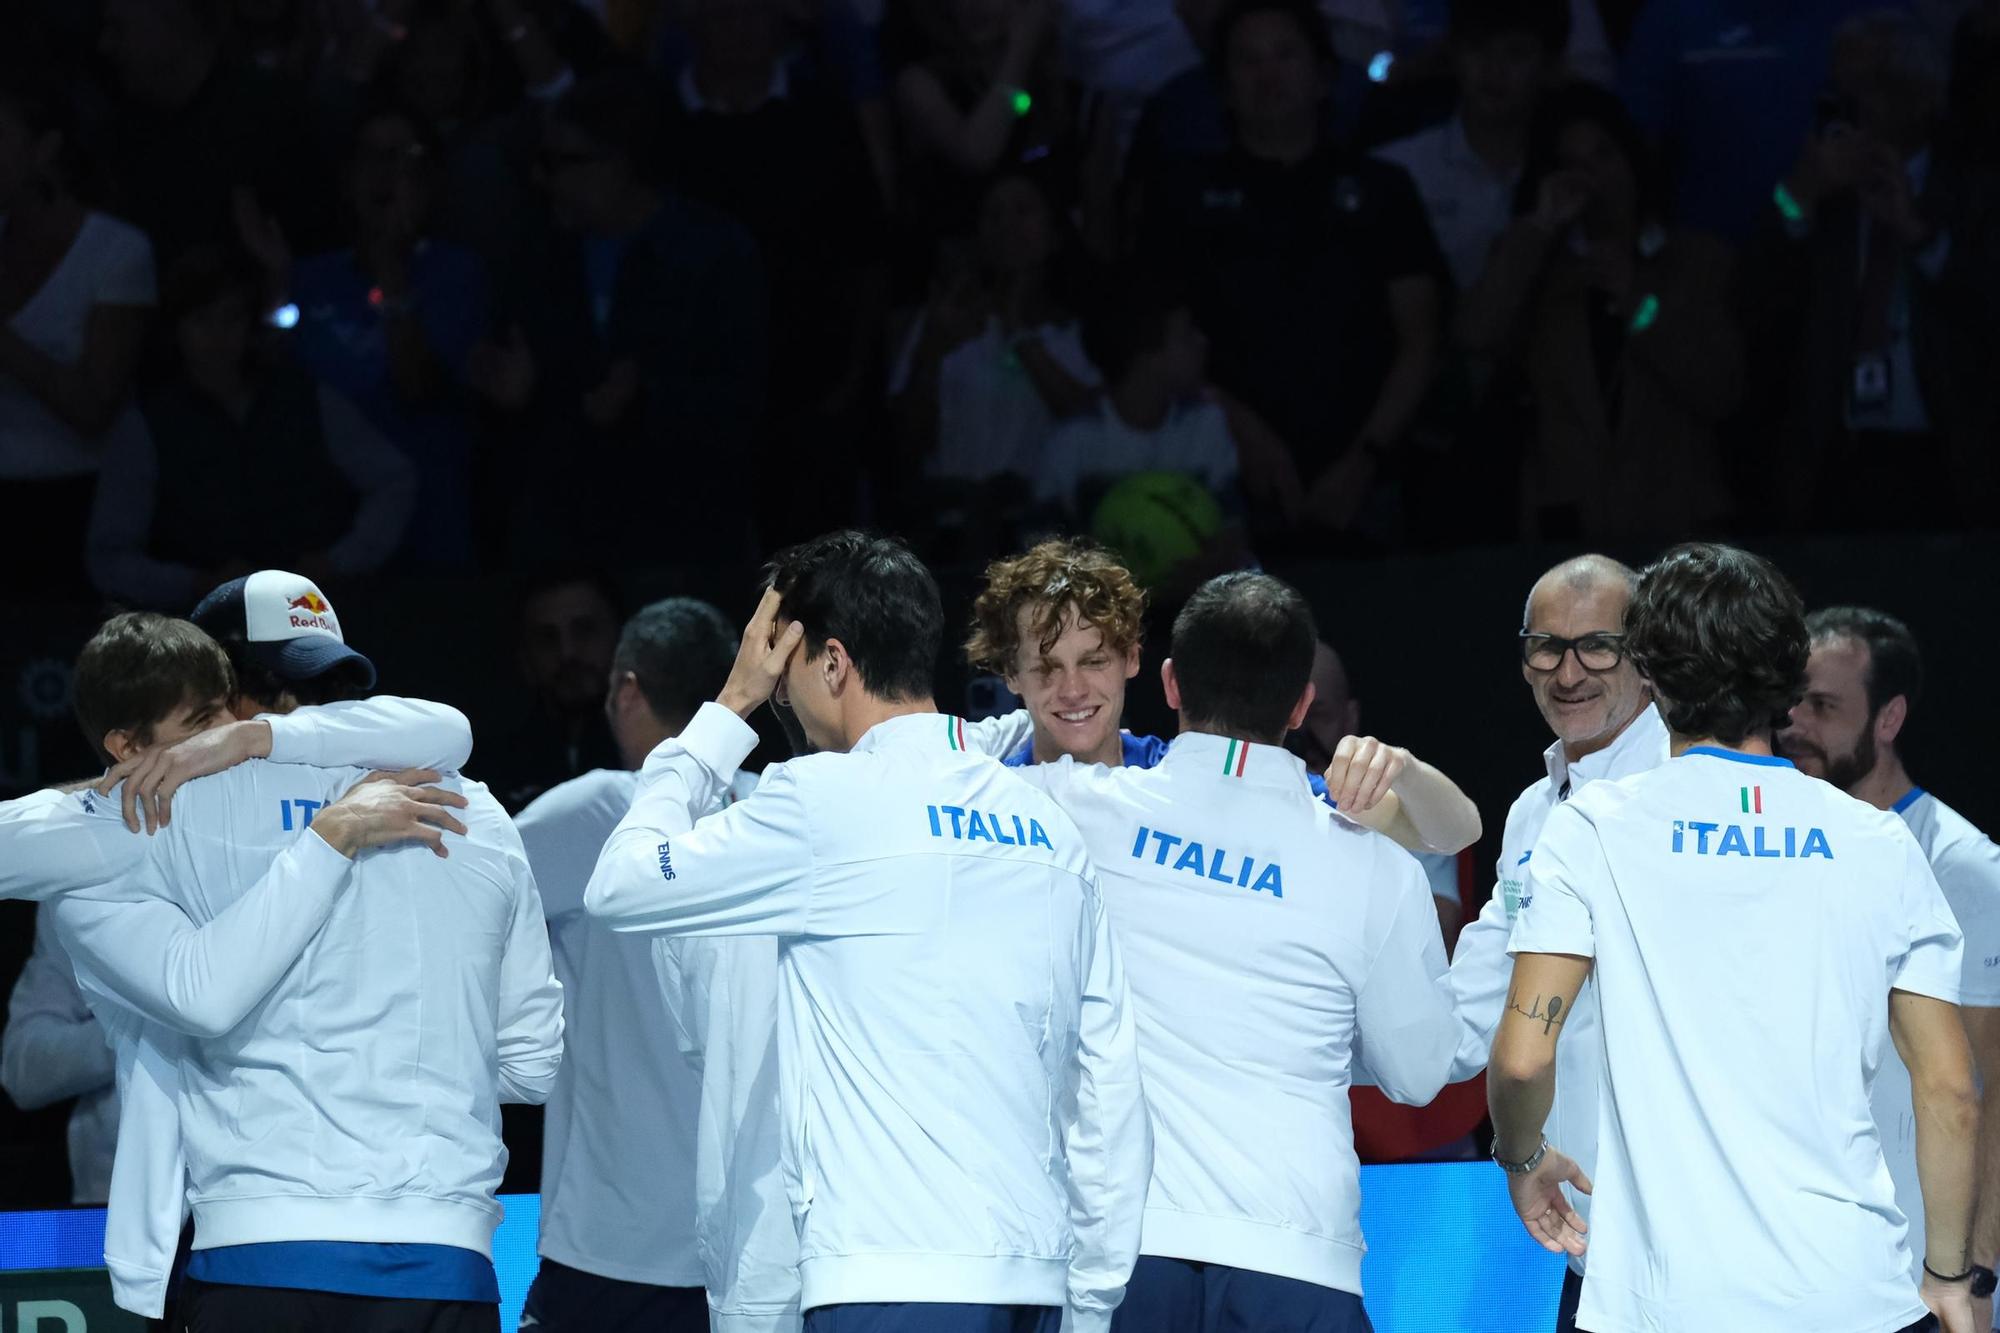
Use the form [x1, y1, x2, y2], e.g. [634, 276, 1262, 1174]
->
[1373, 116, 1521, 292]
[1871, 787, 2000, 1280]
[1510, 747, 1959, 1333]
[1447, 702, 1668, 1275]
[1018, 732, 1456, 1296]
[585, 705, 1151, 1332]
[516, 768, 705, 1289]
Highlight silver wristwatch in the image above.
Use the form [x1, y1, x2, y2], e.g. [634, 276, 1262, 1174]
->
[1493, 1139, 1549, 1175]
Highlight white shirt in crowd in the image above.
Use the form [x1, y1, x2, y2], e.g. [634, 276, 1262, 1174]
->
[1374, 115, 1524, 293]
[0, 698, 481, 1315]
[1510, 748, 1960, 1333]
[1017, 732, 1456, 1296]
[585, 704, 1151, 1332]
[1447, 702, 1669, 1274]
[1, 904, 118, 1202]
[0, 211, 155, 479]
[1034, 397, 1239, 516]
[1872, 787, 2000, 1281]
[890, 314, 1101, 484]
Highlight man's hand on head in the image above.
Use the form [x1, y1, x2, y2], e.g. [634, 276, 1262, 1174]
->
[718, 587, 807, 721]
[96, 721, 275, 835]
[312, 770, 470, 859]
[1322, 735, 1410, 813]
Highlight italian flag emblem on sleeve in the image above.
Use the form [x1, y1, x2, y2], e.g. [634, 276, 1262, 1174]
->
[1740, 786, 1763, 814]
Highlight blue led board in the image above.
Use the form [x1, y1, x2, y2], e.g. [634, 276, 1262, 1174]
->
[0, 1165, 1566, 1332]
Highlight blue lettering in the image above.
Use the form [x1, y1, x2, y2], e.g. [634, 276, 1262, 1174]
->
[1012, 815, 1028, 845]
[1237, 855, 1255, 886]
[1785, 826, 1797, 857]
[1251, 864, 1284, 897]
[281, 799, 294, 832]
[1689, 821, 1719, 854]
[656, 842, 676, 881]
[1173, 841, 1206, 874]
[1752, 825, 1781, 858]
[1672, 819, 1684, 853]
[1028, 820, 1053, 851]
[992, 812, 1017, 845]
[1717, 825, 1750, 857]
[928, 805, 942, 837]
[941, 805, 966, 838]
[1131, 826, 1150, 859]
[1801, 828, 1833, 859]
[1151, 832, 1182, 866]
[1207, 848, 1235, 884]
[966, 810, 993, 842]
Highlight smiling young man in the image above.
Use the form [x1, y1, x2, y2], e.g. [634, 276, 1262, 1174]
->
[965, 538, 1481, 855]
[1493, 544, 1979, 1333]
[1778, 607, 2000, 1326]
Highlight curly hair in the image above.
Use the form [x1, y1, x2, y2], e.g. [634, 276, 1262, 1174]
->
[965, 539, 1147, 675]
[1626, 543, 1809, 744]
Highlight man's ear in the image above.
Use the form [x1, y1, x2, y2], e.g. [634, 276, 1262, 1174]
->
[1875, 695, 1908, 748]
[1161, 658, 1182, 712]
[821, 638, 852, 696]
[102, 729, 144, 765]
[1122, 642, 1142, 681]
[1285, 681, 1317, 734]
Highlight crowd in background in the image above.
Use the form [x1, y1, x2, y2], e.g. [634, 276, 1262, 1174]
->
[3, 0, 1997, 607]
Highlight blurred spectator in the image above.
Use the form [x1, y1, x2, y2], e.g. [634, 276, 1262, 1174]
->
[1743, 8, 2000, 530]
[1139, 0, 1446, 550]
[1286, 639, 1465, 941]
[1, 905, 117, 1204]
[1059, 0, 1204, 111]
[890, 169, 1099, 532]
[496, 71, 765, 567]
[665, 0, 889, 547]
[484, 568, 623, 812]
[892, 0, 1083, 249]
[1618, 0, 1896, 240]
[87, 247, 416, 609]
[95, 0, 336, 266]
[0, 70, 154, 600]
[290, 108, 492, 572]
[1376, 0, 1568, 292]
[1033, 269, 1246, 520]
[1456, 82, 1743, 541]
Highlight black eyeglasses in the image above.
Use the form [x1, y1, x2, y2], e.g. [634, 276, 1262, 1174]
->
[1519, 631, 1627, 673]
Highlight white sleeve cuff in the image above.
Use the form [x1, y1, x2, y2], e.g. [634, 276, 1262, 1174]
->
[667, 702, 762, 782]
[263, 714, 309, 766]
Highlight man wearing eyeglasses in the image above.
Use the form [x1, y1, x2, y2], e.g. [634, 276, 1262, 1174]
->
[1444, 552, 1667, 1333]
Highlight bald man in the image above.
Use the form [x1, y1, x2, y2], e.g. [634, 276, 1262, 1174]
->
[1445, 554, 1669, 1333]
[1286, 641, 1468, 944]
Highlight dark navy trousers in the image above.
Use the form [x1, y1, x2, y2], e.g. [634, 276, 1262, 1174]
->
[805, 1305, 1060, 1333]
[1110, 1256, 1373, 1333]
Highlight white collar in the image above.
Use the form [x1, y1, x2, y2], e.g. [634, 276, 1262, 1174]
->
[1542, 701, 1669, 795]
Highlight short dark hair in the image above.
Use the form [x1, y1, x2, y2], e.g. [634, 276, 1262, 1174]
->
[1450, 0, 1570, 53]
[1080, 269, 1188, 385]
[74, 613, 235, 761]
[613, 598, 739, 727]
[1515, 80, 1670, 224]
[207, 630, 370, 710]
[765, 530, 942, 703]
[1170, 572, 1318, 740]
[1211, 0, 1337, 76]
[1626, 543, 1809, 744]
[1806, 606, 1925, 720]
[515, 564, 624, 631]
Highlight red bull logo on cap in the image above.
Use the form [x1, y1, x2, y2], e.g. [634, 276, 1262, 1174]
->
[286, 589, 337, 633]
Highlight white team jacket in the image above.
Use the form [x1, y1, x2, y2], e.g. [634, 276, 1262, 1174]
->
[1019, 734, 1457, 1295]
[1446, 702, 1668, 1272]
[0, 699, 497, 1314]
[586, 704, 1151, 1333]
